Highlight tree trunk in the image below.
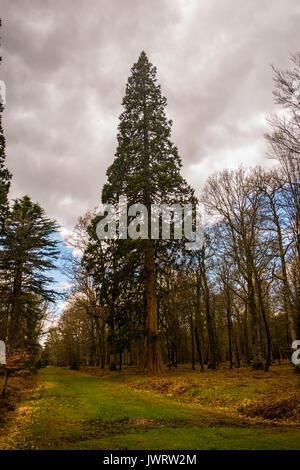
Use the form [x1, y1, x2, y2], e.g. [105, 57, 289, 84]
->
[195, 325, 204, 372]
[255, 274, 272, 372]
[243, 305, 251, 364]
[195, 278, 204, 372]
[203, 275, 218, 369]
[197, 252, 218, 368]
[108, 323, 117, 371]
[119, 351, 122, 371]
[142, 244, 164, 374]
[225, 286, 234, 369]
[189, 310, 195, 370]
[248, 274, 264, 370]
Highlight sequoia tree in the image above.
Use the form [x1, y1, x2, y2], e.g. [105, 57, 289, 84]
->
[101, 52, 194, 374]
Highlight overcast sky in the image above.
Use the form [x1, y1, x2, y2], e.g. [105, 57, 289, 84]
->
[1, 0, 300, 237]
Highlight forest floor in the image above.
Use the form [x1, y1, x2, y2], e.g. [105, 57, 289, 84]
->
[0, 363, 300, 450]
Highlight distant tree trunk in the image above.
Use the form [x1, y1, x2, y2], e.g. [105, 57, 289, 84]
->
[195, 325, 204, 372]
[255, 274, 272, 372]
[119, 351, 122, 371]
[108, 322, 117, 371]
[129, 347, 133, 366]
[203, 277, 218, 369]
[195, 278, 204, 372]
[225, 286, 234, 369]
[197, 251, 218, 369]
[278, 347, 282, 365]
[243, 305, 251, 364]
[233, 323, 240, 368]
[166, 328, 171, 370]
[100, 321, 106, 369]
[89, 322, 95, 366]
[248, 272, 264, 370]
[189, 309, 195, 370]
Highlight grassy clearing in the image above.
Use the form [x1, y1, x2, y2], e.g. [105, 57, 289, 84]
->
[105, 362, 300, 424]
[0, 365, 299, 450]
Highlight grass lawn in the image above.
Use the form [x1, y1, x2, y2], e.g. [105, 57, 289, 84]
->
[0, 365, 299, 450]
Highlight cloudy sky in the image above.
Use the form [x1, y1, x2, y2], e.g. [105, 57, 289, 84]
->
[1, 0, 300, 237]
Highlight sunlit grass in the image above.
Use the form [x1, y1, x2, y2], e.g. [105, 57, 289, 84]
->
[1, 365, 299, 450]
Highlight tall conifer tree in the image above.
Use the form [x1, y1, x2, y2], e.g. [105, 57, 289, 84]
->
[101, 52, 194, 374]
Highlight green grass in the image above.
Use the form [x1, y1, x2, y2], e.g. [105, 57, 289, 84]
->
[1, 366, 300, 450]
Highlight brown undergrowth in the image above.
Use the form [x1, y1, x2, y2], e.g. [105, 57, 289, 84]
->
[238, 393, 300, 422]
[0, 373, 37, 426]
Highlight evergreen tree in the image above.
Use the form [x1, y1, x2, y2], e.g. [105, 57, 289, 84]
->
[0, 196, 59, 347]
[100, 52, 194, 374]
